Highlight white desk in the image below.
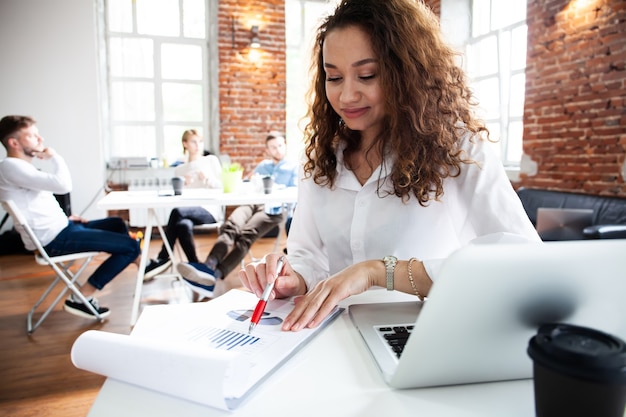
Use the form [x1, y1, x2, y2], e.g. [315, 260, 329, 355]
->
[87, 289, 537, 417]
[97, 188, 298, 325]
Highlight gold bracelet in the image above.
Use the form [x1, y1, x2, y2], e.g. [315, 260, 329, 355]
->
[407, 257, 423, 301]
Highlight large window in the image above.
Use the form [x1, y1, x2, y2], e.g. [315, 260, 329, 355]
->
[466, 0, 527, 166]
[101, 0, 216, 165]
[442, 0, 527, 168]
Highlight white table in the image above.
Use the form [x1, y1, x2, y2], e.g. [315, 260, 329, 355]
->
[86, 289, 537, 417]
[97, 187, 298, 325]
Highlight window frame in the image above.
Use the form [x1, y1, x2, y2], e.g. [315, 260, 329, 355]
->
[441, 0, 527, 170]
[97, 0, 219, 164]
[466, 19, 527, 167]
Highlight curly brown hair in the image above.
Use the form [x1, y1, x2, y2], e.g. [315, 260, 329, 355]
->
[303, 0, 488, 205]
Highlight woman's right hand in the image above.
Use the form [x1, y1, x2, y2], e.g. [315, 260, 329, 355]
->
[238, 253, 306, 300]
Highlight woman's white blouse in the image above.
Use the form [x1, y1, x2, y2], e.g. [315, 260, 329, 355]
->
[286, 135, 541, 291]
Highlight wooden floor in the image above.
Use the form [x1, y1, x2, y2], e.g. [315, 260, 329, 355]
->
[0, 233, 280, 417]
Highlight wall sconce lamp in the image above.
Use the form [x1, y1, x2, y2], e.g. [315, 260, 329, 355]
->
[250, 25, 261, 49]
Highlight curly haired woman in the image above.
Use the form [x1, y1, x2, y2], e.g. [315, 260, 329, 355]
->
[239, 0, 540, 331]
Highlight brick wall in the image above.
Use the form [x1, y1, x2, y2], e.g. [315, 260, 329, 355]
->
[217, 0, 286, 175]
[519, 0, 626, 196]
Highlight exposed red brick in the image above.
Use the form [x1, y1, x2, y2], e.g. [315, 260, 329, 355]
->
[519, 0, 626, 196]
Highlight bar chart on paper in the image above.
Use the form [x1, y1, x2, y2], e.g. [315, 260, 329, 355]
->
[183, 308, 286, 355]
[187, 327, 262, 351]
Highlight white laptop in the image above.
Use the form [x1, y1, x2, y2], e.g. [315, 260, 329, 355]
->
[535, 207, 594, 240]
[349, 240, 626, 389]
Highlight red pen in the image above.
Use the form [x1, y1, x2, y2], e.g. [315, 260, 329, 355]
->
[249, 256, 286, 333]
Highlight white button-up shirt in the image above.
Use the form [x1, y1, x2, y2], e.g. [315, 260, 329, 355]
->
[0, 154, 72, 249]
[286, 134, 541, 291]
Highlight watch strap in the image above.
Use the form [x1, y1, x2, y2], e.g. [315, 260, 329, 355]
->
[383, 256, 397, 291]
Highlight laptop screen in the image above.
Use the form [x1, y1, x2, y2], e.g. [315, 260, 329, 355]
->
[535, 208, 593, 240]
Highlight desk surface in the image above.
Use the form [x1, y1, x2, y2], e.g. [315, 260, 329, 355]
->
[87, 289, 537, 417]
[97, 187, 298, 210]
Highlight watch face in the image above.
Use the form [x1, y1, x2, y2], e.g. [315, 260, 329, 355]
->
[384, 256, 397, 266]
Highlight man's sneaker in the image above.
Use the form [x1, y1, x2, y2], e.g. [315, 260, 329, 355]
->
[63, 296, 111, 319]
[144, 258, 172, 280]
[181, 278, 215, 299]
[176, 262, 217, 286]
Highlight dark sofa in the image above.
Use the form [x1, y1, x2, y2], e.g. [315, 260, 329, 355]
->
[516, 187, 626, 240]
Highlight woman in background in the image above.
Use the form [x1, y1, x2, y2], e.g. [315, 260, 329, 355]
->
[144, 129, 223, 279]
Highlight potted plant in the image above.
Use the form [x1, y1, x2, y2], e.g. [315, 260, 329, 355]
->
[221, 162, 244, 193]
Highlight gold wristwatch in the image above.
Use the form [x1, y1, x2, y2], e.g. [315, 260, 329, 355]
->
[383, 255, 397, 291]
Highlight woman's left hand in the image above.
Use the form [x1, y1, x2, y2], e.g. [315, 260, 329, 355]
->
[282, 260, 381, 331]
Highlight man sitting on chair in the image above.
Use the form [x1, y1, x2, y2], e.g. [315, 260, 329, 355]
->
[0, 115, 140, 319]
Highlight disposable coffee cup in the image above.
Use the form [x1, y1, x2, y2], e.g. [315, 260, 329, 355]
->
[171, 177, 184, 195]
[262, 176, 273, 194]
[527, 323, 626, 417]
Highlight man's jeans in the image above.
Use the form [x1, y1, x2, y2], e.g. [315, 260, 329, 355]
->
[44, 217, 140, 290]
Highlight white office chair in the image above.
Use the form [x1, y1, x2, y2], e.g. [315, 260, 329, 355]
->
[1, 199, 104, 334]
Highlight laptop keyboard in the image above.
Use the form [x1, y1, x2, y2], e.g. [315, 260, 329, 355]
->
[377, 324, 414, 358]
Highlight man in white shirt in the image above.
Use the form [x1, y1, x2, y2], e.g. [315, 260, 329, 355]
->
[0, 115, 141, 319]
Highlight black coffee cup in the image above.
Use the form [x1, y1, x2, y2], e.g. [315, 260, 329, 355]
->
[262, 176, 273, 194]
[527, 323, 626, 417]
[171, 176, 184, 195]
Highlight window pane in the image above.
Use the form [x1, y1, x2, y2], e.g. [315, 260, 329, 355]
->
[510, 25, 527, 71]
[499, 30, 511, 79]
[111, 81, 155, 121]
[286, 1, 303, 46]
[492, 0, 526, 30]
[509, 73, 526, 117]
[162, 83, 203, 121]
[107, 0, 133, 33]
[507, 121, 524, 163]
[474, 77, 500, 119]
[136, 0, 180, 37]
[183, 0, 206, 38]
[109, 38, 154, 78]
[467, 36, 498, 77]
[111, 126, 156, 157]
[461, 0, 527, 166]
[304, 2, 332, 44]
[286, 0, 337, 163]
[472, 0, 491, 36]
[161, 44, 202, 80]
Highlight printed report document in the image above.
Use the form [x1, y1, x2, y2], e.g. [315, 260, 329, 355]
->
[71, 289, 344, 410]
